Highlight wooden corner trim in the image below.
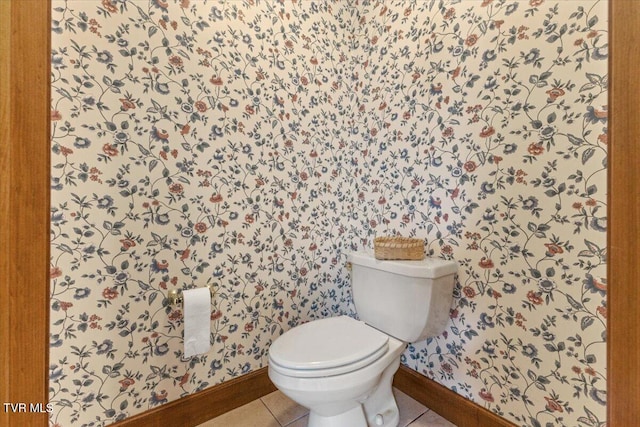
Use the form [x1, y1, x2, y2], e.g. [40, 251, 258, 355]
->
[393, 365, 516, 427]
[1, 1, 50, 426]
[110, 367, 276, 427]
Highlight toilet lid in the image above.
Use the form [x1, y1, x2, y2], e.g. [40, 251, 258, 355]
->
[268, 316, 389, 377]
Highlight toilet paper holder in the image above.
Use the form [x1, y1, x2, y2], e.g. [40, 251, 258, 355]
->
[167, 285, 215, 307]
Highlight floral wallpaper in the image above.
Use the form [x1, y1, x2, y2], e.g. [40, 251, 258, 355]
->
[50, 1, 607, 426]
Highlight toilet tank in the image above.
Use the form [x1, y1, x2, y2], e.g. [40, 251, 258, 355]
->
[347, 251, 457, 343]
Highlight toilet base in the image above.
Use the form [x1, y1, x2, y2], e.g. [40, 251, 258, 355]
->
[304, 356, 401, 427]
[363, 356, 400, 427]
[308, 405, 367, 427]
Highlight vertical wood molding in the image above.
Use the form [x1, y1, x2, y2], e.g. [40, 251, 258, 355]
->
[608, 2, 640, 426]
[0, 1, 51, 426]
[0, 2, 12, 423]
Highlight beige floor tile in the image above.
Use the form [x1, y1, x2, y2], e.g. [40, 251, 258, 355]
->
[409, 409, 457, 427]
[393, 388, 428, 427]
[261, 390, 309, 425]
[195, 399, 280, 427]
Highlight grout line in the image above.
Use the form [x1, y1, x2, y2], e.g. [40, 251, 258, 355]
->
[403, 408, 429, 427]
[282, 413, 308, 427]
[258, 397, 284, 427]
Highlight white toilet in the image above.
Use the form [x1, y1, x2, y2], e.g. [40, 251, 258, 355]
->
[268, 251, 457, 427]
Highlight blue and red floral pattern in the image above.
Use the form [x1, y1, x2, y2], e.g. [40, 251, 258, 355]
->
[50, 1, 607, 426]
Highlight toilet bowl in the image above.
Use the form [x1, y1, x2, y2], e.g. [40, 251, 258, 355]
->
[268, 316, 405, 427]
[267, 252, 458, 427]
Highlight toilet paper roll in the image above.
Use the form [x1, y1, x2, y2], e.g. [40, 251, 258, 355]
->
[183, 287, 211, 357]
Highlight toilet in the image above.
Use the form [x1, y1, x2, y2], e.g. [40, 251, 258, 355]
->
[268, 251, 457, 427]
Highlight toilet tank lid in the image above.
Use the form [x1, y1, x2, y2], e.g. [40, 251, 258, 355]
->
[347, 251, 458, 278]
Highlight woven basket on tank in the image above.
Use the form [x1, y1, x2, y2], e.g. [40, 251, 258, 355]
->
[373, 236, 425, 260]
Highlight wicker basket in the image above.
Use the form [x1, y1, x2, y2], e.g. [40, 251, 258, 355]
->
[374, 236, 425, 260]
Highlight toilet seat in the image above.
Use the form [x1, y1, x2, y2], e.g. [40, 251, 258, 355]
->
[268, 316, 389, 378]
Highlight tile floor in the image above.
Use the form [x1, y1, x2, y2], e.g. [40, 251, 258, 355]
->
[196, 388, 456, 427]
